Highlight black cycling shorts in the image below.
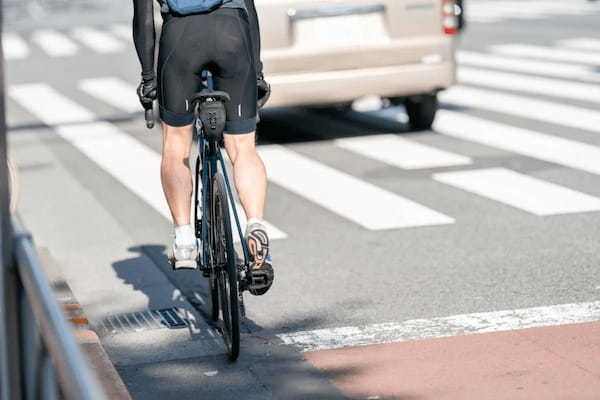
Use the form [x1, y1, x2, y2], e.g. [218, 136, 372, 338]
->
[157, 8, 257, 134]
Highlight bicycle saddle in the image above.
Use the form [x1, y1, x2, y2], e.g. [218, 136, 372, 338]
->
[189, 90, 231, 140]
[189, 89, 231, 106]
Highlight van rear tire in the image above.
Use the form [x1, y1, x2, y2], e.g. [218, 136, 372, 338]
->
[405, 94, 438, 131]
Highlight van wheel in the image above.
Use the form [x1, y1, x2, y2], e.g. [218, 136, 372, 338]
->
[405, 94, 438, 131]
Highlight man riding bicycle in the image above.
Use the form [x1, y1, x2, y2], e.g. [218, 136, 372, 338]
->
[132, 0, 274, 295]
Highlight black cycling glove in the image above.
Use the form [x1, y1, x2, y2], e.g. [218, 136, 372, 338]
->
[257, 76, 271, 109]
[137, 75, 158, 107]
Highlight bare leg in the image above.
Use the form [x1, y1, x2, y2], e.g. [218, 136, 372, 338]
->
[161, 122, 194, 226]
[223, 131, 267, 221]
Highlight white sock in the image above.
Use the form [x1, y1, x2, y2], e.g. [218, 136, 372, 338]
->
[174, 224, 195, 247]
[247, 218, 264, 227]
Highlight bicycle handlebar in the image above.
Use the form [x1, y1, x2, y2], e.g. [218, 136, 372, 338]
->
[144, 103, 154, 129]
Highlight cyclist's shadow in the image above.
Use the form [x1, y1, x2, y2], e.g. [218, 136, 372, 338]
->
[112, 245, 213, 338]
[117, 244, 261, 332]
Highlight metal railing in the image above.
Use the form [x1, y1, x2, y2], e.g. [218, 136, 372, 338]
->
[3, 218, 108, 400]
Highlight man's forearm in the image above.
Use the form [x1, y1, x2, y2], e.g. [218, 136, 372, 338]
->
[133, 0, 156, 79]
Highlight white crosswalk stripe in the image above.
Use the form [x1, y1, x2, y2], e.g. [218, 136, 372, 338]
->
[435, 110, 600, 177]
[466, 0, 600, 23]
[457, 51, 600, 83]
[458, 66, 600, 104]
[79, 77, 140, 113]
[8, 83, 287, 240]
[558, 38, 600, 52]
[31, 29, 79, 57]
[259, 145, 455, 230]
[433, 168, 600, 216]
[439, 86, 600, 134]
[10, 83, 171, 219]
[71, 27, 125, 54]
[491, 43, 600, 65]
[335, 134, 472, 170]
[3, 33, 29, 60]
[3, 27, 131, 61]
[110, 24, 133, 42]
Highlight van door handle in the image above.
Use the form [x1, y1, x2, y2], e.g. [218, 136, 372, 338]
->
[288, 4, 385, 20]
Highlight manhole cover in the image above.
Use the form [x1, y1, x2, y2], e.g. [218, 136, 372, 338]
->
[95, 308, 188, 335]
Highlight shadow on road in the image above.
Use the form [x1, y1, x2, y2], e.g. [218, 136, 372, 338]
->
[108, 245, 353, 399]
[257, 106, 411, 145]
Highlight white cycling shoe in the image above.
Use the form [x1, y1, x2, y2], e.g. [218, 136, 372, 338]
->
[171, 239, 200, 270]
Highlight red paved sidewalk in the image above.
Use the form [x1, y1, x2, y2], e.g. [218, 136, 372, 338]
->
[305, 322, 600, 400]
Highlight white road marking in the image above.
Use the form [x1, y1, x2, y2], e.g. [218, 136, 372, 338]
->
[433, 168, 600, 216]
[278, 300, 600, 352]
[435, 110, 600, 177]
[10, 83, 171, 219]
[439, 86, 600, 134]
[491, 43, 600, 65]
[9, 83, 286, 239]
[72, 27, 125, 54]
[258, 145, 454, 230]
[110, 24, 133, 42]
[558, 38, 600, 52]
[3, 33, 29, 60]
[31, 29, 79, 57]
[466, 0, 600, 23]
[79, 77, 140, 113]
[457, 51, 600, 83]
[458, 66, 600, 104]
[335, 134, 472, 170]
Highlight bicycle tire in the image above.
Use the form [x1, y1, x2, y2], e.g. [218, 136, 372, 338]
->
[195, 157, 220, 321]
[209, 271, 219, 322]
[211, 171, 240, 361]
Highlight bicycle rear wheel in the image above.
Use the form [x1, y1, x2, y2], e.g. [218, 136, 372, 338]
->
[196, 157, 220, 322]
[211, 171, 240, 361]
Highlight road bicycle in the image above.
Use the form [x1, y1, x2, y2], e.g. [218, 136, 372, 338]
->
[145, 90, 251, 361]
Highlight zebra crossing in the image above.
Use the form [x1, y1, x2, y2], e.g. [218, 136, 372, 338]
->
[2, 24, 132, 60]
[467, 0, 600, 24]
[8, 35, 600, 240]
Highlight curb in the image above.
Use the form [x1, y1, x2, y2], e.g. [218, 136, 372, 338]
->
[39, 248, 133, 400]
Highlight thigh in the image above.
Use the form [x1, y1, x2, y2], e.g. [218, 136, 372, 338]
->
[212, 9, 258, 135]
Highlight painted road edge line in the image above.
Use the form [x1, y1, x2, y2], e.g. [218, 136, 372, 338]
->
[277, 300, 600, 352]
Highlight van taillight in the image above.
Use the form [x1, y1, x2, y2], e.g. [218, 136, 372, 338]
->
[442, 0, 457, 35]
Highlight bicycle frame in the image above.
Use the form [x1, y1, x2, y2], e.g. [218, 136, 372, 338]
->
[194, 118, 250, 272]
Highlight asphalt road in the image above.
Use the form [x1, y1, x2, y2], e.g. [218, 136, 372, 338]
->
[5, 0, 600, 398]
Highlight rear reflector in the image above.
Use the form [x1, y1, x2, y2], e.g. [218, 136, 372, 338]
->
[442, 0, 457, 35]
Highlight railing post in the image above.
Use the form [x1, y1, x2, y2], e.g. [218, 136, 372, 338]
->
[0, 0, 23, 397]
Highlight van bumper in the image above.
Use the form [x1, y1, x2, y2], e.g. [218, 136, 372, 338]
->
[264, 62, 456, 108]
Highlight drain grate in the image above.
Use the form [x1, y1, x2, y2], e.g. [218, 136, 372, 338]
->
[96, 307, 188, 335]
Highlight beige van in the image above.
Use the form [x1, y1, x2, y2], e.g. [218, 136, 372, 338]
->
[257, 0, 458, 129]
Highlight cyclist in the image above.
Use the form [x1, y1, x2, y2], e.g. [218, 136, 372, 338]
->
[132, 0, 274, 295]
